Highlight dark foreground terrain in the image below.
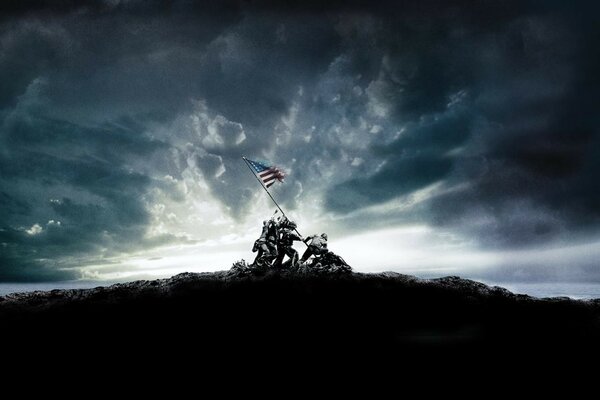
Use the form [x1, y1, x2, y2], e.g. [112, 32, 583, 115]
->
[2, 268, 600, 367]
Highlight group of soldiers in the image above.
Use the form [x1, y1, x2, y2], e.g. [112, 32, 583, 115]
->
[251, 214, 329, 268]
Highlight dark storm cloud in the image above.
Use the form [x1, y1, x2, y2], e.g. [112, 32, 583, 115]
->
[0, 0, 598, 280]
[0, 1, 248, 280]
[424, 11, 600, 247]
[327, 106, 472, 212]
[0, 80, 182, 280]
[322, 2, 600, 248]
[0, 1, 340, 217]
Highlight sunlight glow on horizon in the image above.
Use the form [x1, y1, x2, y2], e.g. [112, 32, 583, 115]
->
[77, 224, 600, 284]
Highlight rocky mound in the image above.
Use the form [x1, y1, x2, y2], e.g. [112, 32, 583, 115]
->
[1, 266, 599, 363]
[231, 251, 352, 275]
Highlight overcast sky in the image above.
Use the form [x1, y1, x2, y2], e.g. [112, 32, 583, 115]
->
[1, 0, 598, 283]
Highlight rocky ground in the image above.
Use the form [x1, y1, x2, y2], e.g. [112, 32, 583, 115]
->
[2, 260, 600, 366]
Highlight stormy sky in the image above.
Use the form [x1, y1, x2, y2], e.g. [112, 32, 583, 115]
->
[1, 0, 599, 283]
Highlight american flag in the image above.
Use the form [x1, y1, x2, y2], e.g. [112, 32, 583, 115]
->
[245, 158, 286, 188]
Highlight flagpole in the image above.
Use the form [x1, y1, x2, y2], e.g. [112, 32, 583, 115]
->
[242, 156, 287, 216]
[242, 157, 306, 243]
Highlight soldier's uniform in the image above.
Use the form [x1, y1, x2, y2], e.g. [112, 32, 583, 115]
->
[274, 223, 303, 268]
[300, 233, 328, 263]
[252, 219, 279, 265]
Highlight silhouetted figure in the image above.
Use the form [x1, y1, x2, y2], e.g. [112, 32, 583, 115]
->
[252, 218, 279, 266]
[300, 233, 328, 263]
[274, 220, 303, 268]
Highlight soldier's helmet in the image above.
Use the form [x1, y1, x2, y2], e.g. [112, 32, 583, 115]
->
[321, 233, 328, 240]
[288, 221, 297, 229]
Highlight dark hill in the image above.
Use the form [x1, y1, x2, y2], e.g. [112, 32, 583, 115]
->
[2, 268, 600, 360]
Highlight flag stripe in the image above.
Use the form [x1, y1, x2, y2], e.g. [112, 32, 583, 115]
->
[260, 171, 276, 178]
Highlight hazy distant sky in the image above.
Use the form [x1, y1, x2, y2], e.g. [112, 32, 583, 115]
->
[1, 0, 598, 282]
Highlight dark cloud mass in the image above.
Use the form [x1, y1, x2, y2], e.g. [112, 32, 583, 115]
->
[0, 0, 598, 281]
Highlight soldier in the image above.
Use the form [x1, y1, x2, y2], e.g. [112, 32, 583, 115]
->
[265, 219, 279, 261]
[274, 221, 303, 269]
[252, 218, 279, 265]
[252, 220, 269, 264]
[276, 215, 292, 230]
[300, 233, 328, 263]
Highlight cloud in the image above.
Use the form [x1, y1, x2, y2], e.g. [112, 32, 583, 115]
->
[0, 1, 598, 281]
[322, 4, 600, 249]
[326, 104, 472, 212]
[0, 77, 185, 280]
[25, 223, 43, 235]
